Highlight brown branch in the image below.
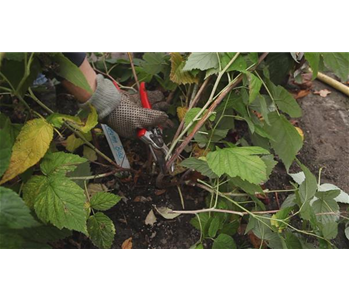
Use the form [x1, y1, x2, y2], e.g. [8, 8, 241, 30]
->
[166, 53, 269, 171]
[170, 77, 211, 148]
[171, 208, 280, 216]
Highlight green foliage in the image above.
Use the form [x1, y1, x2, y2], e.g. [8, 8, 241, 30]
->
[1, 52, 348, 249]
[206, 146, 269, 184]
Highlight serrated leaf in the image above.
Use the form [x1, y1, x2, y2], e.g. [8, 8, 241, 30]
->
[304, 53, 320, 79]
[87, 212, 115, 249]
[247, 72, 262, 104]
[322, 52, 349, 82]
[46, 113, 82, 129]
[183, 52, 219, 71]
[0, 187, 39, 229]
[40, 152, 87, 176]
[90, 192, 121, 211]
[180, 157, 218, 179]
[212, 233, 236, 249]
[52, 53, 93, 93]
[264, 113, 303, 170]
[140, 53, 167, 75]
[33, 175, 87, 233]
[170, 52, 198, 84]
[208, 216, 220, 237]
[0, 129, 13, 177]
[312, 190, 340, 224]
[0, 119, 53, 184]
[206, 146, 269, 184]
[22, 175, 47, 209]
[266, 79, 302, 118]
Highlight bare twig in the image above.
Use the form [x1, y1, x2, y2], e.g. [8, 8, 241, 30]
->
[127, 52, 140, 90]
[171, 207, 280, 216]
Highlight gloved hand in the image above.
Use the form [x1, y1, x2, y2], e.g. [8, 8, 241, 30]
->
[80, 74, 169, 138]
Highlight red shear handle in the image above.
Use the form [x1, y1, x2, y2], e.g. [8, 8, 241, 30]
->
[137, 82, 151, 138]
[139, 82, 151, 109]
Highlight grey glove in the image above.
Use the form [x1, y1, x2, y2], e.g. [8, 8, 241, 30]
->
[80, 74, 168, 138]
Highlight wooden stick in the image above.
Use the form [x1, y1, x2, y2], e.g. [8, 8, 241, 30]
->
[317, 72, 349, 96]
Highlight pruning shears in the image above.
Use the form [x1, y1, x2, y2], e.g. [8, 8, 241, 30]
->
[136, 82, 175, 174]
[112, 80, 174, 174]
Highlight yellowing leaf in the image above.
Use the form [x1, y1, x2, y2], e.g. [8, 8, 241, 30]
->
[295, 126, 304, 141]
[177, 106, 188, 122]
[83, 146, 97, 161]
[170, 52, 198, 85]
[65, 134, 85, 152]
[75, 105, 98, 133]
[0, 119, 53, 184]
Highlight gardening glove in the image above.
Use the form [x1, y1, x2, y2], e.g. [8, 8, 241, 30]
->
[80, 74, 169, 139]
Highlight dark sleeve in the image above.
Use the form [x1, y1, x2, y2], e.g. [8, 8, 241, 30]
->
[62, 52, 86, 67]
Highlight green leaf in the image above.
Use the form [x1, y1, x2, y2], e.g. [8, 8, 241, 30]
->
[0, 187, 39, 229]
[23, 175, 47, 209]
[312, 190, 340, 224]
[140, 53, 167, 75]
[0, 129, 13, 177]
[266, 79, 302, 118]
[90, 192, 121, 211]
[206, 146, 269, 184]
[183, 52, 219, 71]
[66, 161, 91, 188]
[345, 226, 349, 241]
[220, 53, 247, 72]
[304, 53, 320, 79]
[208, 216, 221, 238]
[230, 177, 263, 195]
[264, 112, 303, 170]
[212, 233, 237, 249]
[52, 53, 93, 93]
[33, 175, 87, 233]
[322, 52, 349, 82]
[190, 213, 210, 237]
[15, 225, 71, 244]
[184, 107, 215, 133]
[46, 113, 82, 129]
[321, 222, 338, 240]
[87, 212, 115, 249]
[180, 157, 218, 179]
[298, 164, 318, 220]
[4, 53, 25, 61]
[285, 232, 302, 249]
[247, 73, 262, 103]
[261, 154, 277, 179]
[281, 194, 296, 209]
[40, 152, 87, 176]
